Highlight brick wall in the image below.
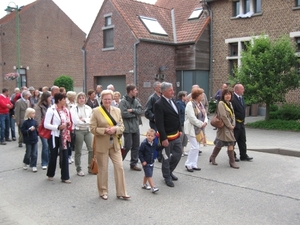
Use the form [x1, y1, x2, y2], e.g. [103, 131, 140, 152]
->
[210, 0, 300, 104]
[1, 0, 85, 92]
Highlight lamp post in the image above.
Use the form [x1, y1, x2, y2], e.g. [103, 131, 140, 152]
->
[5, 3, 23, 89]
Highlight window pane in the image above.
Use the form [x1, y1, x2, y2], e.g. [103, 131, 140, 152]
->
[234, 1, 240, 16]
[105, 16, 111, 26]
[229, 59, 238, 77]
[242, 41, 250, 52]
[103, 28, 113, 48]
[296, 38, 300, 52]
[230, 43, 238, 56]
[244, 0, 250, 13]
[139, 16, 167, 36]
[255, 0, 261, 13]
[297, 0, 300, 7]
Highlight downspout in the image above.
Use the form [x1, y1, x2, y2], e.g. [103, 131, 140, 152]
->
[81, 48, 87, 93]
[206, 1, 213, 99]
[133, 39, 140, 86]
[171, 8, 177, 44]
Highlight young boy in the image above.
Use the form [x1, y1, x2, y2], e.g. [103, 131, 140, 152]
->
[138, 128, 159, 193]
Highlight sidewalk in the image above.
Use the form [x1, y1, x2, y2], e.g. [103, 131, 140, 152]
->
[140, 116, 300, 157]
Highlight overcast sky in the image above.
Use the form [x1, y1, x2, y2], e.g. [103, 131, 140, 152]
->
[0, 0, 156, 34]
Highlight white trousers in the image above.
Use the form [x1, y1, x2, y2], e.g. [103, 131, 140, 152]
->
[185, 134, 200, 168]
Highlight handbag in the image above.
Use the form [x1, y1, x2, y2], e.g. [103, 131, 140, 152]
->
[210, 114, 224, 128]
[90, 137, 98, 175]
[38, 116, 52, 139]
[196, 130, 204, 142]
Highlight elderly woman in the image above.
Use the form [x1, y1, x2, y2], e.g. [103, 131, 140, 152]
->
[90, 90, 130, 200]
[111, 91, 121, 107]
[209, 89, 238, 169]
[44, 93, 72, 183]
[71, 92, 93, 176]
[86, 90, 99, 109]
[184, 88, 208, 172]
[34, 91, 51, 170]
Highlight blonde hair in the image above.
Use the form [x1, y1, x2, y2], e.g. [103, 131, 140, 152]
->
[147, 128, 156, 136]
[24, 108, 35, 120]
[101, 90, 114, 99]
[66, 91, 76, 99]
[113, 91, 121, 97]
[76, 92, 86, 103]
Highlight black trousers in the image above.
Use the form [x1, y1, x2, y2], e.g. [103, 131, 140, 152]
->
[234, 123, 247, 158]
[46, 136, 69, 180]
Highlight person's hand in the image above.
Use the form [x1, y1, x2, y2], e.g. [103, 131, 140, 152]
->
[59, 124, 66, 130]
[142, 162, 147, 166]
[127, 109, 133, 113]
[231, 125, 235, 130]
[29, 126, 35, 131]
[161, 139, 169, 147]
[202, 122, 207, 129]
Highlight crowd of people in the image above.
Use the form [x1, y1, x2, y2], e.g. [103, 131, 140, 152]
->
[0, 81, 253, 200]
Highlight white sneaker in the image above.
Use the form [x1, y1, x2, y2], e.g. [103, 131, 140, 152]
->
[142, 184, 151, 190]
[152, 187, 159, 193]
[68, 157, 72, 164]
[183, 152, 188, 156]
[42, 166, 47, 170]
[23, 164, 29, 170]
[77, 171, 85, 177]
[32, 167, 37, 172]
[71, 156, 74, 163]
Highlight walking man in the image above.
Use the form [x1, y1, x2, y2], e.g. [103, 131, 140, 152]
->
[154, 82, 182, 187]
[119, 84, 143, 171]
[232, 84, 253, 161]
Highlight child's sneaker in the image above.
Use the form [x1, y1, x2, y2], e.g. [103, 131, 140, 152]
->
[152, 187, 159, 193]
[142, 184, 151, 190]
[32, 167, 37, 172]
[23, 164, 29, 170]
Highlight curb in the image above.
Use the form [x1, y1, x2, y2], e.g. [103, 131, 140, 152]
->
[248, 147, 300, 158]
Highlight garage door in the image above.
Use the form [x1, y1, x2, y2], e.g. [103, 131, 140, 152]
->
[96, 75, 126, 97]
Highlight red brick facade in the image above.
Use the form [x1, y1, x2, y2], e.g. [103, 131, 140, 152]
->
[0, 0, 85, 92]
[209, 0, 300, 104]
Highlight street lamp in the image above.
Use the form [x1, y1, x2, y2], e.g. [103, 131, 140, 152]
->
[5, 2, 24, 89]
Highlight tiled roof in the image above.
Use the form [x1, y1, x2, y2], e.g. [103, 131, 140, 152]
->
[112, 0, 210, 44]
[0, 2, 36, 25]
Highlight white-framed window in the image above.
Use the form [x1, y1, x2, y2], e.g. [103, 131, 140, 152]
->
[188, 8, 203, 20]
[233, 0, 261, 17]
[139, 16, 168, 36]
[290, 32, 300, 74]
[102, 14, 114, 49]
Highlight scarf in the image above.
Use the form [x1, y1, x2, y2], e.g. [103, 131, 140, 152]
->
[56, 105, 71, 149]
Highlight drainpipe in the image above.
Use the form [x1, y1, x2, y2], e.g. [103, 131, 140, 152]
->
[206, 1, 213, 99]
[133, 39, 140, 86]
[81, 48, 87, 93]
[171, 8, 177, 43]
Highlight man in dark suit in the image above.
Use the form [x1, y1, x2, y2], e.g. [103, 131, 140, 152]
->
[232, 84, 253, 161]
[154, 82, 182, 187]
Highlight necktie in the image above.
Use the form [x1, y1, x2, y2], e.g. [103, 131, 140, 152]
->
[239, 96, 243, 105]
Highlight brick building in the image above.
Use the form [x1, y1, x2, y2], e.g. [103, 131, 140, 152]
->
[83, 0, 211, 106]
[207, 0, 300, 104]
[0, 0, 86, 92]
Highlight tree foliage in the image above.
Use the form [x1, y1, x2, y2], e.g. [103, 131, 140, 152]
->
[53, 75, 73, 92]
[230, 35, 300, 120]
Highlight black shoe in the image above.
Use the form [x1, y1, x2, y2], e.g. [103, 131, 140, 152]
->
[18, 143, 23, 147]
[5, 138, 12, 142]
[12, 137, 16, 141]
[234, 157, 240, 162]
[165, 179, 174, 187]
[240, 155, 253, 161]
[0, 142, 6, 145]
[192, 167, 201, 171]
[185, 166, 194, 172]
[130, 165, 141, 171]
[170, 173, 178, 181]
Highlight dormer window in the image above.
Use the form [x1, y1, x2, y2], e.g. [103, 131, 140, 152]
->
[139, 16, 167, 36]
[188, 8, 203, 20]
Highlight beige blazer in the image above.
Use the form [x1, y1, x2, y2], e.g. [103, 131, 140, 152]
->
[15, 98, 30, 125]
[90, 106, 124, 153]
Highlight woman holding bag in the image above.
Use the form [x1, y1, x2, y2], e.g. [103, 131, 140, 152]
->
[184, 88, 208, 172]
[90, 90, 130, 200]
[209, 89, 238, 169]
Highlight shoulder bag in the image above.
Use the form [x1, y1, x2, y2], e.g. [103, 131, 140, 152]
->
[90, 137, 98, 175]
[38, 111, 53, 139]
[210, 114, 224, 129]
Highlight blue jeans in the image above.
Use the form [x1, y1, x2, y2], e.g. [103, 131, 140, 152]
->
[8, 116, 15, 139]
[40, 136, 49, 167]
[0, 114, 9, 142]
[23, 142, 38, 167]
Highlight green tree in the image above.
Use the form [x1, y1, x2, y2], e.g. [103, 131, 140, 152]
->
[231, 35, 300, 120]
[53, 75, 73, 92]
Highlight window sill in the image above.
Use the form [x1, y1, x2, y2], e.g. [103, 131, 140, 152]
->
[231, 12, 263, 20]
[292, 6, 300, 11]
[102, 47, 115, 51]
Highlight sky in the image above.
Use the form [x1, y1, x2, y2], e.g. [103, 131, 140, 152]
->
[0, 0, 156, 34]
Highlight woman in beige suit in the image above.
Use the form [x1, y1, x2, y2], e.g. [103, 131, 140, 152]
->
[90, 90, 130, 200]
[209, 89, 239, 169]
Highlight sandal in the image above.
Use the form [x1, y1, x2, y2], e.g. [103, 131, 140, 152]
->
[117, 195, 131, 200]
[100, 194, 108, 200]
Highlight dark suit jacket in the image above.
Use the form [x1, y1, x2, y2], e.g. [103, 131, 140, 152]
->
[231, 94, 245, 125]
[154, 97, 181, 142]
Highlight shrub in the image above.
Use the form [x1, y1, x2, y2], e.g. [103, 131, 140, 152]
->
[209, 99, 217, 114]
[246, 119, 300, 132]
[269, 104, 300, 120]
[54, 75, 73, 92]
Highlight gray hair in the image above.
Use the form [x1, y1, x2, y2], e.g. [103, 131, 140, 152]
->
[22, 90, 31, 98]
[160, 82, 172, 93]
[107, 84, 114, 90]
[51, 86, 59, 91]
[153, 81, 161, 88]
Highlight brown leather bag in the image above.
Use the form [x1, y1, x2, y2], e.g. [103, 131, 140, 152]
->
[89, 137, 98, 175]
[210, 114, 224, 129]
